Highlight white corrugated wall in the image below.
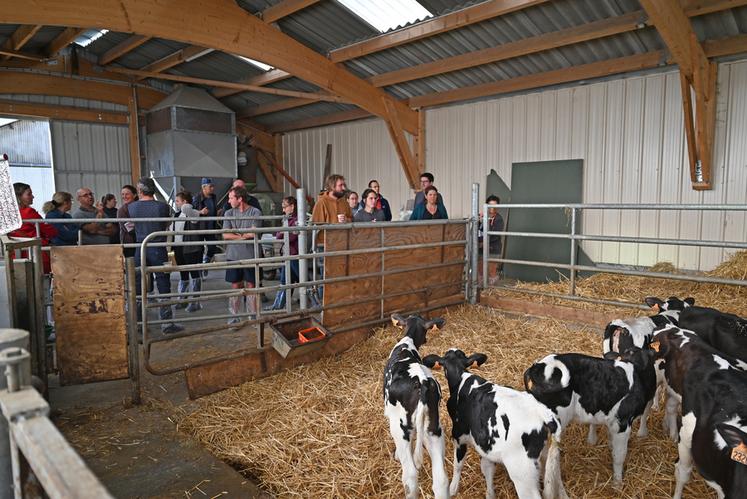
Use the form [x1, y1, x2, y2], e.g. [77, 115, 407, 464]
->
[0, 94, 132, 203]
[282, 57, 747, 271]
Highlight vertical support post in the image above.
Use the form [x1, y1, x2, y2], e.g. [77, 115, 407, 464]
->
[127, 85, 141, 187]
[29, 244, 46, 393]
[125, 258, 141, 405]
[470, 183, 479, 304]
[569, 207, 577, 296]
[0, 330, 30, 499]
[283, 223, 292, 315]
[414, 109, 426, 175]
[253, 235, 260, 320]
[482, 207, 489, 288]
[296, 188, 308, 311]
[380, 226, 385, 319]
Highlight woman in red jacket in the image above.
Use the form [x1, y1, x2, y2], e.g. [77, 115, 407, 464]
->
[9, 183, 57, 272]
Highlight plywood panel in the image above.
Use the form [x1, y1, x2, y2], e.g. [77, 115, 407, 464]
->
[52, 246, 128, 385]
[323, 225, 466, 328]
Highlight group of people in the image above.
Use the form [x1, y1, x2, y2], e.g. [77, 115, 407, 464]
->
[9, 170, 503, 329]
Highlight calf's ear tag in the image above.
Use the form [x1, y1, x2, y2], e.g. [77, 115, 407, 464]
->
[430, 325, 439, 332]
[731, 444, 747, 466]
[391, 318, 402, 328]
[432, 362, 442, 370]
[470, 361, 480, 369]
[527, 379, 534, 390]
[651, 303, 660, 312]
[650, 341, 660, 353]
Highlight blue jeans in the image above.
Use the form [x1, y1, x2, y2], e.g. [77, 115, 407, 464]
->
[135, 247, 173, 321]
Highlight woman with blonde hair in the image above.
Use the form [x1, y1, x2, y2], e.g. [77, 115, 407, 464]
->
[43, 191, 78, 246]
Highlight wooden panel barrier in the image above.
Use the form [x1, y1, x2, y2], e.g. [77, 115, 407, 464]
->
[322, 224, 466, 328]
[51, 246, 128, 385]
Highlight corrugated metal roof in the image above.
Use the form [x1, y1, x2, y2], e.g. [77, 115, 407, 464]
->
[1, 1, 747, 130]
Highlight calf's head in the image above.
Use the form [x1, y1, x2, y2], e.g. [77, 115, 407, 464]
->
[606, 346, 656, 372]
[717, 424, 747, 466]
[524, 355, 571, 396]
[390, 313, 445, 349]
[422, 349, 487, 386]
[645, 296, 695, 314]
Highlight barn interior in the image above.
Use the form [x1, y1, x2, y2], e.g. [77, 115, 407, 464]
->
[1, 1, 747, 498]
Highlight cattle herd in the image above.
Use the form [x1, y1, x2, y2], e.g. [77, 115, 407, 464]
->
[382, 298, 747, 499]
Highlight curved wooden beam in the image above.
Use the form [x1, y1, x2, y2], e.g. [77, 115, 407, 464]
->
[0, 0, 417, 133]
[0, 71, 165, 109]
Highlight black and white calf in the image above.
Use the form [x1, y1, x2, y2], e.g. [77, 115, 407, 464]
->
[423, 349, 567, 499]
[677, 305, 747, 364]
[651, 326, 747, 499]
[383, 314, 448, 499]
[524, 348, 656, 484]
[602, 296, 693, 355]
[594, 296, 693, 443]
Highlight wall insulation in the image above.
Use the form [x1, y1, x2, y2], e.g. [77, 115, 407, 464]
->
[282, 58, 747, 272]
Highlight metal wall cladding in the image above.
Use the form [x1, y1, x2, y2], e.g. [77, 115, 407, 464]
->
[0, 119, 52, 167]
[282, 117, 415, 218]
[51, 121, 132, 205]
[283, 57, 747, 272]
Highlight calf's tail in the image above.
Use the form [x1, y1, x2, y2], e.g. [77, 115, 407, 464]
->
[543, 418, 569, 499]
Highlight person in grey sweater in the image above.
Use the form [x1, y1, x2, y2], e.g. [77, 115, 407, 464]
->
[222, 186, 262, 325]
[354, 188, 386, 222]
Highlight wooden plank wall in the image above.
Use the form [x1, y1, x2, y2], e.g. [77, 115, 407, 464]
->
[51, 246, 128, 385]
[322, 223, 466, 328]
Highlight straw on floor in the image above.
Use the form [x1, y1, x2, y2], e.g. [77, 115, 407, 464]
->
[178, 305, 712, 498]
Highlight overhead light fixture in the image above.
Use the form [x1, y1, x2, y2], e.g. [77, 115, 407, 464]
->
[74, 29, 109, 47]
[234, 55, 274, 72]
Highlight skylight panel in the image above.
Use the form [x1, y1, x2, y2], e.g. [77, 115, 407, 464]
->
[74, 29, 109, 47]
[0, 118, 18, 128]
[337, 0, 432, 32]
[234, 55, 274, 72]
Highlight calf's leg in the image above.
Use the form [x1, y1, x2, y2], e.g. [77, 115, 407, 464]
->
[449, 442, 468, 497]
[637, 400, 652, 437]
[423, 428, 449, 499]
[586, 424, 598, 445]
[504, 454, 541, 499]
[387, 414, 419, 499]
[608, 423, 631, 484]
[480, 457, 497, 499]
[673, 412, 696, 499]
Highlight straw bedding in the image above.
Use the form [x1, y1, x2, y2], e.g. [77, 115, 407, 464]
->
[178, 305, 712, 498]
[489, 250, 747, 318]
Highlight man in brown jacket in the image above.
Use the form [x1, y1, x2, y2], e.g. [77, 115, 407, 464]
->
[310, 174, 351, 301]
[311, 174, 352, 226]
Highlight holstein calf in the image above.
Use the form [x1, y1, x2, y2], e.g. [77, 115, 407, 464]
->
[593, 296, 693, 442]
[423, 349, 567, 499]
[524, 348, 656, 484]
[383, 314, 448, 499]
[651, 327, 747, 499]
[677, 305, 747, 365]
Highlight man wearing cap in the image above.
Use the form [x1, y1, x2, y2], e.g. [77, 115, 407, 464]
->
[193, 177, 219, 272]
[220, 178, 262, 214]
[128, 177, 183, 334]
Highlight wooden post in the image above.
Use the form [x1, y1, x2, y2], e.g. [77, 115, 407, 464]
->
[414, 109, 426, 175]
[127, 85, 141, 186]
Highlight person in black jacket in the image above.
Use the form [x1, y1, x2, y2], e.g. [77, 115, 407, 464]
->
[220, 179, 262, 214]
[359, 179, 392, 221]
[193, 177, 219, 271]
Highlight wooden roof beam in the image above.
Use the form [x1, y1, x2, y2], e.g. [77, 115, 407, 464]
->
[46, 27, 85, 56]
[261, 0, 321, 24]
[640, 0, 715, 188]
[329, 0, 550, 62]
[0, 0, 415, 134]
[0, 98, 128, 124]
[212, 69, 293, 99]
[0, 24, 42, 61]
[108, 66, 350, 102]
[98, 34, 151, 65]
[137, 45, 214, 79]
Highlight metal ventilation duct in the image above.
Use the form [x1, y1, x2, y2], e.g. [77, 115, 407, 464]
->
[146, 86, 236, 179]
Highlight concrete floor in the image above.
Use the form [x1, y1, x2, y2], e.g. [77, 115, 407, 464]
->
[49, 269, 296, 498]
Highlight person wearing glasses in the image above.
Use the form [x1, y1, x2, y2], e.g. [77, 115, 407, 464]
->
[413, 172, 445, 209]
[268, 196, 299, 310]
[72, 188, 116, 245]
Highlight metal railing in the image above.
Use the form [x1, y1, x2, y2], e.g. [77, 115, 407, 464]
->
[0, 334, 112, 499]
[129, 188, 469, 378]
[480, 203, 747, 310]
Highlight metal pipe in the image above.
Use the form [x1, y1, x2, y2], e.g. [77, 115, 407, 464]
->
[297, 189, 308, 311]
[486, 257, 747, 288]
[490, 285, 648, 311]
[569, 207, 577, 296]
[283, 222, 292, 315]
[143, 259, 467, 324]
[125, 258, 141, 405]
[482, 206, 489, 290]
[0, 330, 30, 499]
[483, 203, 747, 211]
[30, 244, 46, 390]
[470, 183, 479, 304]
